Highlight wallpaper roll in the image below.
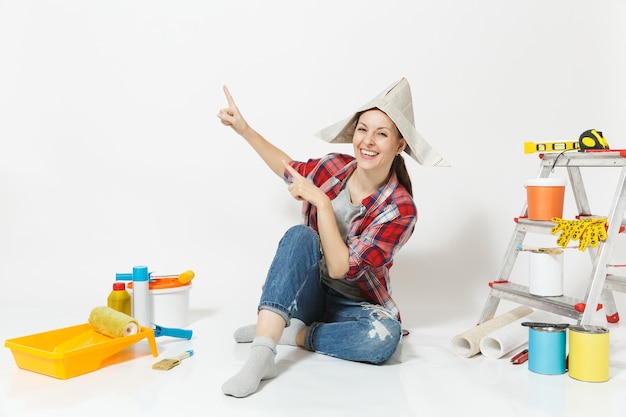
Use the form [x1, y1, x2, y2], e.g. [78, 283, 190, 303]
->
[451, 306, 533, 358]
[479, 310, 558, 359]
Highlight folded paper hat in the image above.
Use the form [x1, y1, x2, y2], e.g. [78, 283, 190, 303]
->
[315, 77, 449, 167]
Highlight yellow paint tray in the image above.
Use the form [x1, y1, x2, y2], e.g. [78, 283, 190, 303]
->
[4, 323, 158, 379]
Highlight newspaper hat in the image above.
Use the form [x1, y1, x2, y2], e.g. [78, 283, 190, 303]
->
[315, 77, 449, 166]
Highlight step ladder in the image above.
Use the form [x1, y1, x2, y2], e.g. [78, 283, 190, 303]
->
[478, 150, 626, 326]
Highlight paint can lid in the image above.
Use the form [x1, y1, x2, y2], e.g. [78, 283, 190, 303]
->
[522, 322, 569, 332]
[530, 326, 568, 333]
[525, 177, 567, 187]
[569, 325, 609, 334]
[128, 278, 191, 291]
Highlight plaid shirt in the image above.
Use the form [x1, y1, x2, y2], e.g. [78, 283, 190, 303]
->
[286, 153, 417, 320]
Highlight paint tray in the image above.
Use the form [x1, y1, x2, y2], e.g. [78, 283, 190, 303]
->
[4, 323, 158, 379]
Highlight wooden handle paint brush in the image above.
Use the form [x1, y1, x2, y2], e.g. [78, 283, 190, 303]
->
[516, 245, 564, 255]
[152, 350, 194, 371]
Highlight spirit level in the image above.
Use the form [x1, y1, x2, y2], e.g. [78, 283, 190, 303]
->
[524, 141, 580, 154]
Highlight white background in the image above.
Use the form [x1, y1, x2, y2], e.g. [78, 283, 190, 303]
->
[1, 0, 626, 330]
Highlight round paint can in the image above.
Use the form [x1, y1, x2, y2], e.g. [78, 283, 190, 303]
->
[528, 251, 564, 296]
[129, 278, 192, 328]
[568, 325, 610, 382]
[528, 325, 567, 375]
[525, 177, 566, 220]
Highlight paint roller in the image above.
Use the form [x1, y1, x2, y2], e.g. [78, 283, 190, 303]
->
[51, 307, 141, 353]
[88, 306, 140, 338]
[87, 307, 194, 339]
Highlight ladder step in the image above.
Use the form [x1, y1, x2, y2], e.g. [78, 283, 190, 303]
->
[488, 281, 584, 320]
[541, 151, 626, 167]
[605, 274, 626, 293]
[514, 217, 625, 234]
[514, 218, 555, 234]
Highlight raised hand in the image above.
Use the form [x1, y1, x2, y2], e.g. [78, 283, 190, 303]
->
[217, 85, 293, 178]
[217, 85, 249, 136]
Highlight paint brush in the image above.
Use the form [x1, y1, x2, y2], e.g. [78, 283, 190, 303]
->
[516, 245, 564, 255]
[152, 350, 194, 371]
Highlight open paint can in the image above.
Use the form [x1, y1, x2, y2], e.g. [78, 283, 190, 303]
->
[568, 325, 610, 382]
[527, 325, 567, 375]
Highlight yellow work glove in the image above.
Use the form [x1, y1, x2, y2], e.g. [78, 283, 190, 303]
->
[570, 218, 593, 242]
[551, 218, 576, 248]
[578, 218, 608, 251]
[551, 217, 608, 251]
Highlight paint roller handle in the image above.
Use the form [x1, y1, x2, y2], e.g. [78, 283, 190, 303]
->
[153, 324, 193, 339]
[116, 273, 133, 281]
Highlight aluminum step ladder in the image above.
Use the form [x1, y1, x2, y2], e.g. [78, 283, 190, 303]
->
[478, 150, 626, 326]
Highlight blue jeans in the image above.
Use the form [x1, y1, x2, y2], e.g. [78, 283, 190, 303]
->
[258, 225, 402, 364]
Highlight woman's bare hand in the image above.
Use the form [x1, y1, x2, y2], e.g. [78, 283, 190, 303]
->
[217, 85, 249, 136]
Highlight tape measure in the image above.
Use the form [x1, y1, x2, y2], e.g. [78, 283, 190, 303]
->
[524, 141, 580, 154]
[579, 129, 609, 151]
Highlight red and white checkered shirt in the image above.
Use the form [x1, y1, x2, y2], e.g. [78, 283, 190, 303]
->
[286, 153, 417, 320]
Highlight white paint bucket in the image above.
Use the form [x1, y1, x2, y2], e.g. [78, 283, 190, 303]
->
[129, 278, 192, 328]
[529, 251, 563, 296]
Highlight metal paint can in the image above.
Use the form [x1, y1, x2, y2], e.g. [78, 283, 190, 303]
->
[528, 325, 567, 375]
[528, 251, 563, 296]
[568, 325, 610, 382]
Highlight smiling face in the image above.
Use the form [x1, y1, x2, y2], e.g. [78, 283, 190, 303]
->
[352, 109, 406, 174]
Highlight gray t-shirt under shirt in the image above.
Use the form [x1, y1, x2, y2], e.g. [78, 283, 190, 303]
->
[319, 182, 366, 301]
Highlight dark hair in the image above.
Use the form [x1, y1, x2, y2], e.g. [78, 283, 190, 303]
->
[392, 154, 413, 197]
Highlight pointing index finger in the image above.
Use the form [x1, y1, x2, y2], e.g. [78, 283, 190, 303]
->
[282, 160, 301, 179]
[282, 159, 296, 172]
[222, 85, 236, 108]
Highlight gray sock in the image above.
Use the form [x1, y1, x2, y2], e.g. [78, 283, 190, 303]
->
[233, 318, 306, 346]
[222, 336, 278, 398]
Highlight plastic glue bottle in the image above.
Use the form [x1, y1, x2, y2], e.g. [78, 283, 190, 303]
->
[107, 282, 131, 316]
